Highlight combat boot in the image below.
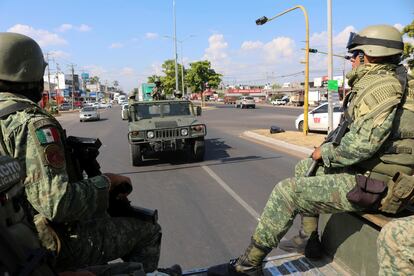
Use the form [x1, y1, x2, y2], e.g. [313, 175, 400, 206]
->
[157, 264, 182, 276]
[278, 230, 322, 259]
[207, 238, 271, 276]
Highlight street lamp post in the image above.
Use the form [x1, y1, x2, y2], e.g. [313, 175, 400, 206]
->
[256, 5, 310, 135]
[173, 0, 179, 93]
[164, 34, 195, 96]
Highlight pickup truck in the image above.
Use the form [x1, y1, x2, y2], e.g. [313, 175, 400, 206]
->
[271, 99, 288, 105]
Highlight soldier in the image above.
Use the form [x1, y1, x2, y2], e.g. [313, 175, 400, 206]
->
[208, 24, 413, 276]
[377, 216, 414, 275]
[0, 32, 180, 274]
[151, 78, 163, 100]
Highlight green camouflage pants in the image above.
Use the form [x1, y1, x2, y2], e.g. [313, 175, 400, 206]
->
[253, 158, 363, 248]
[55, 216, 161, 273]
[377, 215, 414, 275]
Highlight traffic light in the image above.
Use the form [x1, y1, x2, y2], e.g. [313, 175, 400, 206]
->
[309, 48, 318, 53]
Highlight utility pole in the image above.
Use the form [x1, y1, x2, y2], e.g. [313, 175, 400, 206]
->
[70, 64, 76, 110]
[327, 0, 334, 133]
[46, 53, 52, 103]
[180, 42, 185, 95]
[173, 0, 179, 93]
[55, 62, 60, 106]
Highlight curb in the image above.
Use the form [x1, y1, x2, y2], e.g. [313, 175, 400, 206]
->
[243, 131, 313, 157]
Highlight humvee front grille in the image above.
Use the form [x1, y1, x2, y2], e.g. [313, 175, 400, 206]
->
[155, 128, 180, 139]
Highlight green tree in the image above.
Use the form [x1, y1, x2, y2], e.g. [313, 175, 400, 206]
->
[185, 60, 222, 94]
[89, 76, 100, 84]
[147, 74, 161, 84]
[402, 20, 414, 69]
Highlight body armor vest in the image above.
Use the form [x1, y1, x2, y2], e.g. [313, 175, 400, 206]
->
[350, 66, 414, 179]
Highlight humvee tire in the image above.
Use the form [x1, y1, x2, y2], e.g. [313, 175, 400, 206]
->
[189, 139, 205, 162]
[130, 144, 144, 166]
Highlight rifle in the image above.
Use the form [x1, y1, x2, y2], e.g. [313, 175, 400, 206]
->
[305, 113, 352, 176]
[66, 136, 158, 224]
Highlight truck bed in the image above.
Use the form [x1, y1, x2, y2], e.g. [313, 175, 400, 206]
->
[183, 253, 353, 276]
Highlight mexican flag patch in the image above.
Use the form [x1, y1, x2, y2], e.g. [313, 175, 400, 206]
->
[36, 127, 60, 144]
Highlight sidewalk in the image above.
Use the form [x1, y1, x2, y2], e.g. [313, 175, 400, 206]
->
[243, 129, 326, 157]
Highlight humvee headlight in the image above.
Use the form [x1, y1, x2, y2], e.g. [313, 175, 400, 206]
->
[147, 131, 155, 139]
[180, 128, 188, 136]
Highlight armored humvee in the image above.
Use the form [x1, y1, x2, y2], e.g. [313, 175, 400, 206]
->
[127, 99, 206, 166]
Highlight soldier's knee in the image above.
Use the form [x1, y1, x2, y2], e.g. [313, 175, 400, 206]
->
[377, 221, 398, 251]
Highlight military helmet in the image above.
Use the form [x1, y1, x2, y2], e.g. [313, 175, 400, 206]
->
[0, 32, 47, 82]
[346, 25, 404, 57]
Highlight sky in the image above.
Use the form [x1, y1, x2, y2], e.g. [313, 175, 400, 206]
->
[1, 0, 413, 92]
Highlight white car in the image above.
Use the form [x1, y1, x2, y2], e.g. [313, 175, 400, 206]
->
[121, 104, 129, 120]
[79, 107, 100, 122]
[235, 96, 255, 109]
[295, 102, 343, 132]
[271, 99, 288, 105]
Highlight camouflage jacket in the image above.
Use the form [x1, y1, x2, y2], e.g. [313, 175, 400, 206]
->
[0, 92, 109, 223]
[320, 64, 403, 168]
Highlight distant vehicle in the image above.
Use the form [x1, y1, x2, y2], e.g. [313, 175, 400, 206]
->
[290, 93, 304, 106]
[59, 103, 71, 111]
[224, 95, 238, 104]
[118, 95, 126, 103]
[235, 96, 255, 109]
[100, 102, 112, 108]
[79, 106, 100, 122]
[271, 99, 288, 105]
[121, 104, 129, 120]
[127, 100, 206, 166]
[216, 98, 224, 102]
[295, 102, 343, 132]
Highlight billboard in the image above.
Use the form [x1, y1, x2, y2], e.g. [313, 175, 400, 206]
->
[81, 73, 89, 80]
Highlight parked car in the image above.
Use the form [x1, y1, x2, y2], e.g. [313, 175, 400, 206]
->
[59, 103, 71, 111]
[295, 102, 343, 132]
[271, 99, 288, 105]
[79, 107, 100, 122]
[235, 96, 255, 109]
[121, 104, 129, 120]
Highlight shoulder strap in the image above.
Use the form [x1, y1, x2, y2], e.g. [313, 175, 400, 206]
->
[395, 65, 408, 107]
[0, 101, 33, 118]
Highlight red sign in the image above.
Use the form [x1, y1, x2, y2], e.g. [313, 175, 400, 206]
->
[314, 117, 321, 123]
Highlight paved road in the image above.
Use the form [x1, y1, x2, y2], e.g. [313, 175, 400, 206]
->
[57, 104, 304, 269]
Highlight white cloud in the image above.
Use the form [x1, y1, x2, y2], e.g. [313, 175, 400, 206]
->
[78, 24, 92, 32]
[262, 37, 295, 62]
[310, 25, 356, 49]
[109, 42, 124, 49]
[49, 50, 70, 59]
[241, 41, 264, 51]
[145, 32, 159, 39]
[57, 23, 73, 32]
[394, 23, 404, 31]
[7, 24, 67, 47]
[203, 34, 228, 62]
[120, 67, 135, 77]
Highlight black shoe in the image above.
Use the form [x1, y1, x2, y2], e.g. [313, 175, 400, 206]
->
[304, 231, 323, 259]
[207, 259, 262, 276]
[157, 264, 182, 276]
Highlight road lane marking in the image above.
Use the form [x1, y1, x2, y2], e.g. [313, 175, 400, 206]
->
[201, 165, 260, 221]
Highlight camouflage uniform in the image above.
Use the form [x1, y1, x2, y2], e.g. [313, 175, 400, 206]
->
[377, 216, 414, 275]
[0, 92, 161, 272]
[253, 63, 403, 249]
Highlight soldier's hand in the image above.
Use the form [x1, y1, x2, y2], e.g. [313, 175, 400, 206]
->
[104, 173, 132, 195]
[311, 146, 322, 161]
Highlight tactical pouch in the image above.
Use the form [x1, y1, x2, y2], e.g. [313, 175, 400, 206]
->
[379, 172, 414, 214]
[346, 175, 387, 210]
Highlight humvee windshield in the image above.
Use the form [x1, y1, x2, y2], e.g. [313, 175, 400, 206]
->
[135, 102, 191, 119]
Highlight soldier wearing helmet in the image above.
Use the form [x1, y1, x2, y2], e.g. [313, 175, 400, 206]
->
[208, 24, 413, 276]
[0, 33, 169, 274]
